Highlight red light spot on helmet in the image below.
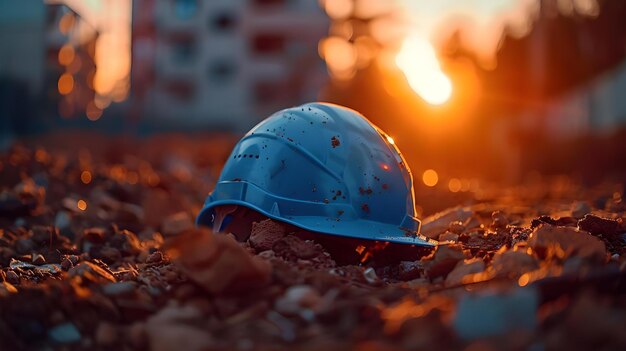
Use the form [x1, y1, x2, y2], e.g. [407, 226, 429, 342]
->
[381, 163, 390, 171]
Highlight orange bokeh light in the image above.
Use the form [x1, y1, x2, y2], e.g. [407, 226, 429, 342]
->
[322, 0, 353, 19]
[58, 45, 75, 66]
[422, 169, 439, 187]
[58, 73, 74, 95]
[320, 36, 357, 80]
[77, 199, 87, 211]
[86, 101, 102, 121]
[59, 13, 75, 35]
[448, 178, 462, 192]
[80, 171, 92, 184]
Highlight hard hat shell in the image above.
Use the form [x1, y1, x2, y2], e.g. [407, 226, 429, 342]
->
[197, 102, 436, 246]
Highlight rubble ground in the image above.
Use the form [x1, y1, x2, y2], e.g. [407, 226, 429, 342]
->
[1, 139, 625, 350]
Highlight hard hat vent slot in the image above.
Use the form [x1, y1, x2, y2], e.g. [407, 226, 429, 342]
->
[234, 154, 260, 159]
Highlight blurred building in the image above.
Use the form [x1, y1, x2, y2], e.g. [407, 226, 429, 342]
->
[0, 0, 99, 147]
[0, 0, 45, 147]
[440, 0, 626, 180]
[469, 0, 626, 139]
[131, 0, 329, 131]
[45, 4, 99, 120]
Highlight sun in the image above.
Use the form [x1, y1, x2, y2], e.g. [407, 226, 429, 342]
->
[395, 35, 452, 105]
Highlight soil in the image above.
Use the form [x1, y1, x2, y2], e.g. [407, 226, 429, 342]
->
[0, 138, 625, 350]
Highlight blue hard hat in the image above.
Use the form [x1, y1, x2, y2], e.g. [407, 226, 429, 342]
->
[197, 102, 436, 247]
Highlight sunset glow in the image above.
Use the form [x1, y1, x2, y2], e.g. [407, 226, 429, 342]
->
[395, 35, 452, 105]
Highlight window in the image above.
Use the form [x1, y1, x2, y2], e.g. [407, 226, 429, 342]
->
[252, 34, 285, 55]
[208, 60, 237, 83]
[254, 80, 285, 104]
[173, 0, 197, 20]
[210, 11, 237, 32]
[253, 0, 287, 7]
[171, 35, 196, 63]
[163, 80, 195, 101]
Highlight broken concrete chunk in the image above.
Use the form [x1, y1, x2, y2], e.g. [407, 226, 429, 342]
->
[250, 219, 288, 251]
[397, 261, 424, 281]
[273, 235, 323, 261]
[145, 304, 214, 351]
[161, 212, 194, 237]
[48, 322, 81, 344]
[454, 288, 538, 340]
[9, 258, 62, 274]
[421, 207, 473, 239]
[577, 214, 621, 238]
[68, 261, 116, 283]
[445, 258, 485, 286]
[166, 229, 271, 295]
[491, 249, 539, 277]
[570, 201, 591, 219]
[424, 244, 465, 279]
[439, 231, 459, 243]
[528, 224, 606, 261]
[275, 285, 322, 316]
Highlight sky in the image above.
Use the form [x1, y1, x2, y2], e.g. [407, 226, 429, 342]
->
[399, 0, 537, 64]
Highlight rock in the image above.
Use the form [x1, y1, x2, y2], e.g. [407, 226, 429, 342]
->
[61, 257, 73, 270]
[127, 322, 147, 349]
[54, 211, 71, 231]
[421, 207, 473, 239]
[0, 190, 37, 217]
[31, 226, 60, 246]
[32, 253, 45, 265]
[249, 219, 288, 251]
[571, 201, 591, 219]
[490, 249, 539, 277]
[9, 259, 62, 274]
[528, 224, 607, 261]
[531, 215, 578, 228]
[363, 267, 380, 284]
[48, 322, 81, 344]
[110, 229, 143, 256]
[98, 246, 122, 263]
[577, 214, 621, 238]
[445, 259, 485, 286]
[146, 251, 164, 264]
[68, 261, 116, 283]
[453, 288, 538, 340]
[102, 281, 137, 296]
[142, 188, 186, 227]
[95, 322, 117, 346]
[82, 227, 107, 245]
[0, 281, 17, 296]
[273, 235, 323, 261]
[448, 221, 465, 234]
[166, 229, 271, 295]
[61, 255, 79, 270]
[275, 285, 322, 316]
[115, 202, 145, 223]
[161, 212, 194, 237]
[6, 270, 19, 284]
[145, 304, 214, 351]
[491, 211, 509, 228]
[14, 238, 35, 254]
[439, 231, 459, 243]
[424, 244, 465, 279]
[397, 261, 423, 281]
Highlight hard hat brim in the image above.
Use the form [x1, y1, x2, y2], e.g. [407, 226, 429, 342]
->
[196, 184, 436, 247]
